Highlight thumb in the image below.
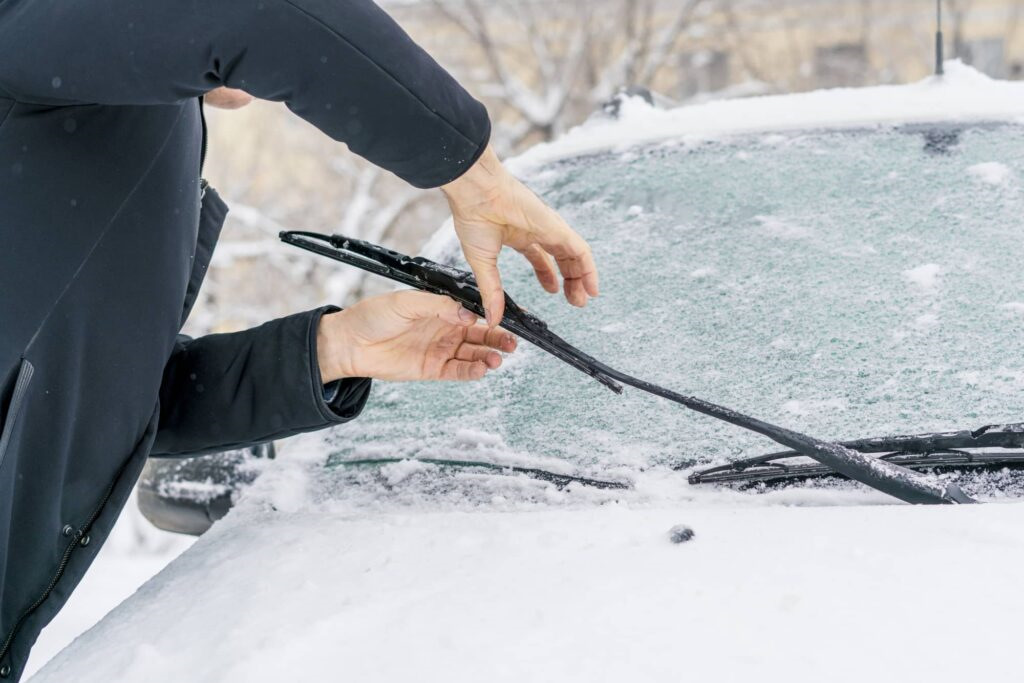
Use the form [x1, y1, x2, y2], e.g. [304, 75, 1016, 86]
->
[393, 291, 477, 327]
[465, 255, 506, 328]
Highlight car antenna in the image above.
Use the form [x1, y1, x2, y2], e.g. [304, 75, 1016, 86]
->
[280, 230, 977, 506]
[935, 0, 945, 76]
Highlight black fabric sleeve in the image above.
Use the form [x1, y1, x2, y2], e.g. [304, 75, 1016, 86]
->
[151, 306, 372, 457]
[0, 0, 490, 187]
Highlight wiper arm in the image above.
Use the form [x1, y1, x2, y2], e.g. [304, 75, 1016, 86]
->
[281, 230, 976, 506]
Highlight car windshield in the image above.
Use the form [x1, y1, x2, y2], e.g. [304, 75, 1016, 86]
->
[312, 123, 1024, 505]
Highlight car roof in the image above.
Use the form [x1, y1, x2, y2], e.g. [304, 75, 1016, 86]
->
[508, 61, 1024, 176]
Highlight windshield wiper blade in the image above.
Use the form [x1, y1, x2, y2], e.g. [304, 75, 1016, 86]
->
[280, 231, 976, 506]
[688, 423, 1024, 486]
[689, 450, 1024, 486]
[333, 458, 630, 490]
[281, 231, 624, 392]
[825, 422, 1024, 453]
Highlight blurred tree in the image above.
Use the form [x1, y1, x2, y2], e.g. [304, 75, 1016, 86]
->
[427, 0, 709, 150]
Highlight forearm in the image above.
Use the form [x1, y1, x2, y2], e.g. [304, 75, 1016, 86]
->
[152, 307, 371, 457]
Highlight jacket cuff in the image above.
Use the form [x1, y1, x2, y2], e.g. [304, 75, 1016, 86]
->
[307, 306, 373, 423]
[415, 116, 492, 188]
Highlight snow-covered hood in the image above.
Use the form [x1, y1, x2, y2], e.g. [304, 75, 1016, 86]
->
[32, 504, 1024, 683]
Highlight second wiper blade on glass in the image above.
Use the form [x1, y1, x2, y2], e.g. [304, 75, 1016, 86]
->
[688, 423, 1024, 486]
[280, 230, 976, 506]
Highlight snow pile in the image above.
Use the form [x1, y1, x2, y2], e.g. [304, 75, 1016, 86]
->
[902, 263, 944, 291]
[1001, 302, 1024, 316]
[510, 61, 1024, 172]
[753, 214, 814, 240]
[966, 161, 1014, 186]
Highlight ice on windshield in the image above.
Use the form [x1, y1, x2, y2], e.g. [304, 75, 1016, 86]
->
[308, 124, 1024, 505]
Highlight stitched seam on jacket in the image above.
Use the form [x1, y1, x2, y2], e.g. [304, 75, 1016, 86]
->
[0, 99, 14, 132]
[0, 360, 34, 471]
[24, 106, 187, 353]
[282, 0, 483, 149]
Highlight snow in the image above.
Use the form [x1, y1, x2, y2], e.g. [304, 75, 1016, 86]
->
[688, 266, 716, 279]
[966, 161, 1014, 186]
[509, 61, 1024, 174]
[782, 398, 847, 416]
[902, 263, 944, 291]
[31, 503, 1024, 683]
[28, 63, 1024, 681]
[1001, 302, 1024, 316]
[753, 214, 813, 240]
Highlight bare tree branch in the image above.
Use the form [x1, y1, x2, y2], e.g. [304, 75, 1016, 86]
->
[638, 0, 705, 85]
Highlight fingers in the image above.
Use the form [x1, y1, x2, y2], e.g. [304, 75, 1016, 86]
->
[463, 252, 506, 328]
[518, 191, 599, 307]
[520, 244, 559, 294]
[392, 291, 477, 327]
[563, 273, 591, 308]
[454, 343, 502, 368]
[544, 233, 599, 307]
[465, 325, 517, 351]
[439, 331, 514, 381]
[440, 359, 489, 381]
[442, 329, 516, 381]
[447, 147, 600, 314]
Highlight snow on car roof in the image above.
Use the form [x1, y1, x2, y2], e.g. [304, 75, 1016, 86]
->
[510, 61, 1024, 173]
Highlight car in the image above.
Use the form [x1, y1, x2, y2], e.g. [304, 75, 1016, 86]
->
[137, 444, 275, 536]
[34, 62, 1024, 683]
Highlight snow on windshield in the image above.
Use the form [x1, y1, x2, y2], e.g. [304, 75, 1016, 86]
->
[281, 123, 1024, 509]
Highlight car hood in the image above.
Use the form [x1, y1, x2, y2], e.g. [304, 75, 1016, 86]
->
[32, 502, 1024, 683]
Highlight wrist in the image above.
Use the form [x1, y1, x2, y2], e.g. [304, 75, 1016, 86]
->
[441, 144, 504, 202]
[316, 310, 357, 383]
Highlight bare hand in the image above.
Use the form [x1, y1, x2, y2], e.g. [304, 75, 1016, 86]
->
[317, 291, 517, 383]
[204, 87, 254, 110]
[442, 145, 599, 327]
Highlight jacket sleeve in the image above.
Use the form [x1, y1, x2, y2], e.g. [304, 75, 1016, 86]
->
[0, 0, 490, 188]
[151, 306, 372, 457]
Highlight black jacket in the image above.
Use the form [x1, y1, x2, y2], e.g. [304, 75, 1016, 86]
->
[0, 0, 490, 678]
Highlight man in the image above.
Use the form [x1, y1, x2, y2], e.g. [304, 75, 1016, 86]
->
[0, 0, 598, 678]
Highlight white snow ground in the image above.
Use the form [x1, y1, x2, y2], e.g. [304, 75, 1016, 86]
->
[29, 63, 1024, 682]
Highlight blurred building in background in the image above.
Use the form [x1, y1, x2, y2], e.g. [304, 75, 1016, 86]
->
[196, 0, 1023, 334]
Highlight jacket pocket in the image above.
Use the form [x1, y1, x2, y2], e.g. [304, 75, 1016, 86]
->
[0, 359, 34, 469]
[180, 182, 229, 326]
